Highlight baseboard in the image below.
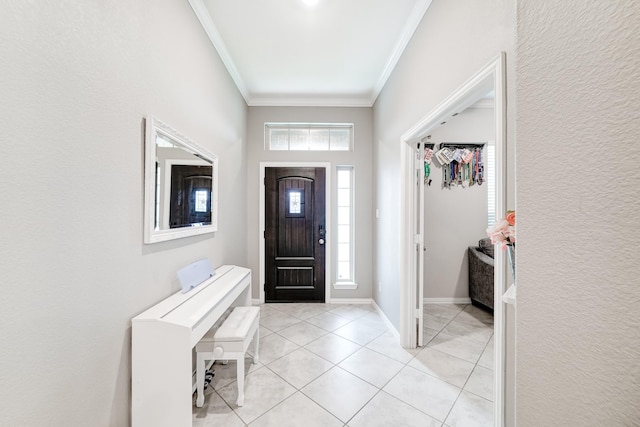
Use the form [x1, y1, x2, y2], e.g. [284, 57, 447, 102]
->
[254, 298, 373, 305]
[423, 297, 472, 304]
[372, 300, 400, 338]
[327, 297, 373, 305]
[249, 295, 400, 342]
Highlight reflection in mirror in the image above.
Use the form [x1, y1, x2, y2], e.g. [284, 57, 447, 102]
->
[144, 116, 218, 244]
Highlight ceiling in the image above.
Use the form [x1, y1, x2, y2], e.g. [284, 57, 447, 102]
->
[189, 0, 433, 107]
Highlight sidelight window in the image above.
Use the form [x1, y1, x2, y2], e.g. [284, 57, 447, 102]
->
[335, 166, 356, 289]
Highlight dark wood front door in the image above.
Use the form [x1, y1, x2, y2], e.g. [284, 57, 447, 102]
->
[169, 165, 212, 228]
[265, 167, 326, 302]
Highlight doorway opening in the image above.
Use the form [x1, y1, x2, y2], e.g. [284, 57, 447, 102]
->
[399, 53, 508, 425]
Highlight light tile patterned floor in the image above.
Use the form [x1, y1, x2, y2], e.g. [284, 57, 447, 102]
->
[192, 303, 494, 427]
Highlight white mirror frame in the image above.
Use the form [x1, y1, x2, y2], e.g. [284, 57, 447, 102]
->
[144, 115, 219, 244]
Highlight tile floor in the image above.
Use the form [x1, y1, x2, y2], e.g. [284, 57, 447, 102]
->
[193, 302, 494, 427]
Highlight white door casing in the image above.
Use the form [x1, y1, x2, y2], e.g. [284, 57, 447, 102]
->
[399, 52, 508, 426]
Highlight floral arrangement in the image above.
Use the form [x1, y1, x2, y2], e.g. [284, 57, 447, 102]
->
[486, 210, 516, 249]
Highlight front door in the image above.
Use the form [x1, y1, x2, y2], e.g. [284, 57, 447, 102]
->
[265, 167, 326, 302]
[169, 164, 212, 228]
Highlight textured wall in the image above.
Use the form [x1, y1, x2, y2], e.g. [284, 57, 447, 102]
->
[516, 1, 640, 424]
[0, 1, 247, 425]
[246, 107, 374, 300]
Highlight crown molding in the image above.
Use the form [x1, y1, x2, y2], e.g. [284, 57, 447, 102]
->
[370, 0, 433, 105]
[188, 0, 250, 104]
[189, 0, 433, 108]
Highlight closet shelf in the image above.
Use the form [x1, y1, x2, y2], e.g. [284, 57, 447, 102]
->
[418, 142, 435, 150]
[439, 142, 485, 149]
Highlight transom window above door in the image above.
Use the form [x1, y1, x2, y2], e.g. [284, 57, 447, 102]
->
[265, 123, 353, 151]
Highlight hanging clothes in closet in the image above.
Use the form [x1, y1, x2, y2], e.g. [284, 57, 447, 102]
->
[434, 143, 485, 188]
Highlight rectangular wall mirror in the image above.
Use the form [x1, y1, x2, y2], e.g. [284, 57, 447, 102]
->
[144, 116, 219, 244]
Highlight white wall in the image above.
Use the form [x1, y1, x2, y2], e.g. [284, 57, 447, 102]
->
[423, 106, 494, 300]
[516, 1, 640, 424]
[0, 2, 247, 426]
[372, 0, 516, 332]
[246, 107, 374, 301]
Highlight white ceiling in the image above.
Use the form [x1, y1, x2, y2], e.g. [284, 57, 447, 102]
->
[189, 0, 433, 107]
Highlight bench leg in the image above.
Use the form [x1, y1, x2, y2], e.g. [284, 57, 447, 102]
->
[252, 327, 260, 364]
[236, 356, 245, 406]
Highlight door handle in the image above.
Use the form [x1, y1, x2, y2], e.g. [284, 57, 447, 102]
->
[319, 238, 325, 245]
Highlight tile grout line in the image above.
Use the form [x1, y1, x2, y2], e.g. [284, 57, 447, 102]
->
[425, 304, 494, 425]
[259, 304, 396, 425]
[419, 304, 495, 424]
[199, 303, 493, 426]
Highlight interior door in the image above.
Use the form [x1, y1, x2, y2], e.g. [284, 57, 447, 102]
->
[265, 167, 326, 302]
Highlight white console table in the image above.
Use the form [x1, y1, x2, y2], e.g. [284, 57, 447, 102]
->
[131, 265, 251, 426]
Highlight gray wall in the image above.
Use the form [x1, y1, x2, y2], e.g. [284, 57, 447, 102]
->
[516, 1, 640, 424]
[372, 0, 516, 424]
[0, 1, 247, 425]
[372, 0, 516, 336]
[423, 106, 494, 300]
[246, 107, 374, 301]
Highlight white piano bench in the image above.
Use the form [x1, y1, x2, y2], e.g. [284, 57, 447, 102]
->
[195, 306, 260, 408]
